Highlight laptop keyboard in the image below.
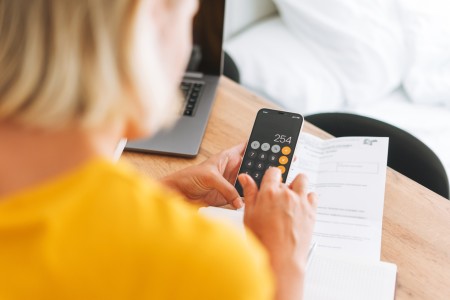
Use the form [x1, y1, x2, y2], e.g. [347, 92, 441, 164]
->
[180, 81, 204, 117]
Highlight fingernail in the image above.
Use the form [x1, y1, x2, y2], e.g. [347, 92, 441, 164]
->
[238, 174, 247, 186]
[233, 198, 243, 209]
[271, 166, 281, 175]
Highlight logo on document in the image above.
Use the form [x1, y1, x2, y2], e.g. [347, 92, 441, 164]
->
[363, 139, 378, 146]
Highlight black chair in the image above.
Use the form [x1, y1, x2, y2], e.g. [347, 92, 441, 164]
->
[223, 51, 240, 84]
[305, 112, 449, 199]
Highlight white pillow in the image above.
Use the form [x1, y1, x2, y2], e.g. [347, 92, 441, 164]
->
[398, 0, 450, 107]
[273, 0, 406, 106]
[225, 17, 344, 114]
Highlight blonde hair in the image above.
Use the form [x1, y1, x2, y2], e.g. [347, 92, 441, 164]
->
[0, 0, 181, 133]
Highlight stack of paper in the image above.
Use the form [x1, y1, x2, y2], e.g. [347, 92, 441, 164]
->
[199, 132, 397, 299]
[304, 254, 397, 300]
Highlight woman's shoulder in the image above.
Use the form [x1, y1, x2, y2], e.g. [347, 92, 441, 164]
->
[0, 158, 193, 235]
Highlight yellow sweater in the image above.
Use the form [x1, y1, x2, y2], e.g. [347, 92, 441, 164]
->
[0, 160, 273, 299]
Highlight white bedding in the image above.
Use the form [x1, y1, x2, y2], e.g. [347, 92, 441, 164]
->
[274, 0, 406, 106]
[225, 16, 450, 186]
[225, 17, 344, 112]
[349, 90, 450, 185]
[398, 0, 450, 106]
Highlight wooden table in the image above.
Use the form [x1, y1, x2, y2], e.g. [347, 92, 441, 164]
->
[123, 77, 450, 299]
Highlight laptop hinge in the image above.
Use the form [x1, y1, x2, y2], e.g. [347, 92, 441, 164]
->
[184, 72, 204, 79]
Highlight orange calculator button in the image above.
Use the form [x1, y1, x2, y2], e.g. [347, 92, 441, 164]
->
[279, 156, 288, 165]
[278, 166, 286, 174]
[282, 146, 291, 155]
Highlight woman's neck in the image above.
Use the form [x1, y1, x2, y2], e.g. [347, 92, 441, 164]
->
[0, 122, 124, 199]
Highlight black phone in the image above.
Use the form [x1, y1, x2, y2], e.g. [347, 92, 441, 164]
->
[235, 108, 304, 196]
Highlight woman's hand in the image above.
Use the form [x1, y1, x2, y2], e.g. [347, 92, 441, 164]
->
[238, 168, 317, 300]
[161, 144, 245, 209]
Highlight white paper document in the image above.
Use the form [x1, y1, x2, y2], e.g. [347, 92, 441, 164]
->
[199, 132, 394, 298]
[286, 133, 389, 261]
[304, 254, 397, 300]
[200, 133, 389, 261]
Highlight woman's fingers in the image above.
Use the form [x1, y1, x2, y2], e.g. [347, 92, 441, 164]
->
[238, 174, 258, 207]
[260, 167, 282, 190]
[222, 142, 246, 157]
[307, 192, 318, 210]
[209, 173, 243, 208]
[215, 143, 246, 182]
[289, 173, 308, 196]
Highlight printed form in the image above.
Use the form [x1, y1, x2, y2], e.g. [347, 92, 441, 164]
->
[200, 133, 389, 261]
[286, 133, 389, 261]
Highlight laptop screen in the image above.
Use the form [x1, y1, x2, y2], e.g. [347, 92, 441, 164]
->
[186, 0, 225, 76]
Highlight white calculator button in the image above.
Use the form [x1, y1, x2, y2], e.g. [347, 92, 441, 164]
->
[251, 141, 260, 149]
[261, 143, 270, 151]
[271, 144, 281, 153]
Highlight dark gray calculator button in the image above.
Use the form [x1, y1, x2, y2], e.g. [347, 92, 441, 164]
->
[256, 162, 265, 170]
[251, 141, 260, 149]
[258, 152, 268, 160]
[253, 171, 262, 180]
[248, 150, 257, 158]
[269, 154, 278, 162]
[245, 160, 254, 169]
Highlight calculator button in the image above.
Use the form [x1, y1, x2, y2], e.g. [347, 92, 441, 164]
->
[282, 146, 292, 155]
[266, 164, 277, 170]
[271, 144, 281, 153]
[278, 166, 286, 174]
[251, 141, 260, 149]
[256, 162, 265, 170]
[244, 160, 254, 169]
[261, 143, 271, 151]
[253, 171, 263, 180]
[247, 150, 257, 159]
[240, 170, 251, 175]
[269, 154, 278, 162]
[279, 156, 288, 165]
[258, 152, 268, 160]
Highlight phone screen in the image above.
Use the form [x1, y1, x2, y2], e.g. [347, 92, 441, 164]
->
[235, 108, 304, 196]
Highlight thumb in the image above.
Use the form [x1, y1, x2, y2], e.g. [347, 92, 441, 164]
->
[212, 175, 244, 209]
[308, 192, 318, 211]
[238, 174, 258, 208]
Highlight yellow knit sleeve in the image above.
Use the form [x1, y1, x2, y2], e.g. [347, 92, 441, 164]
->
[128, 177, 276, 300]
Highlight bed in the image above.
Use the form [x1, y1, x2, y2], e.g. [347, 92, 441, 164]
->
[224, 0, 450, 186]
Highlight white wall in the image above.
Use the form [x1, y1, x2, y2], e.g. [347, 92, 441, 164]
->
[224, 0, 277, 40]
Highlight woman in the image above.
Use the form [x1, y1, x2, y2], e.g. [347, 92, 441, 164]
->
[0, 0, 317, 299]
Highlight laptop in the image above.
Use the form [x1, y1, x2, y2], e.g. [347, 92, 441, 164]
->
[125, 0, 226, 157]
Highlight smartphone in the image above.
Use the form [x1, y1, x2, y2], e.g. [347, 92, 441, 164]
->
[235, 108, 304, 196]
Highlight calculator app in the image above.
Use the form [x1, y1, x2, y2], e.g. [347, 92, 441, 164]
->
[235, 109, 303, 196]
